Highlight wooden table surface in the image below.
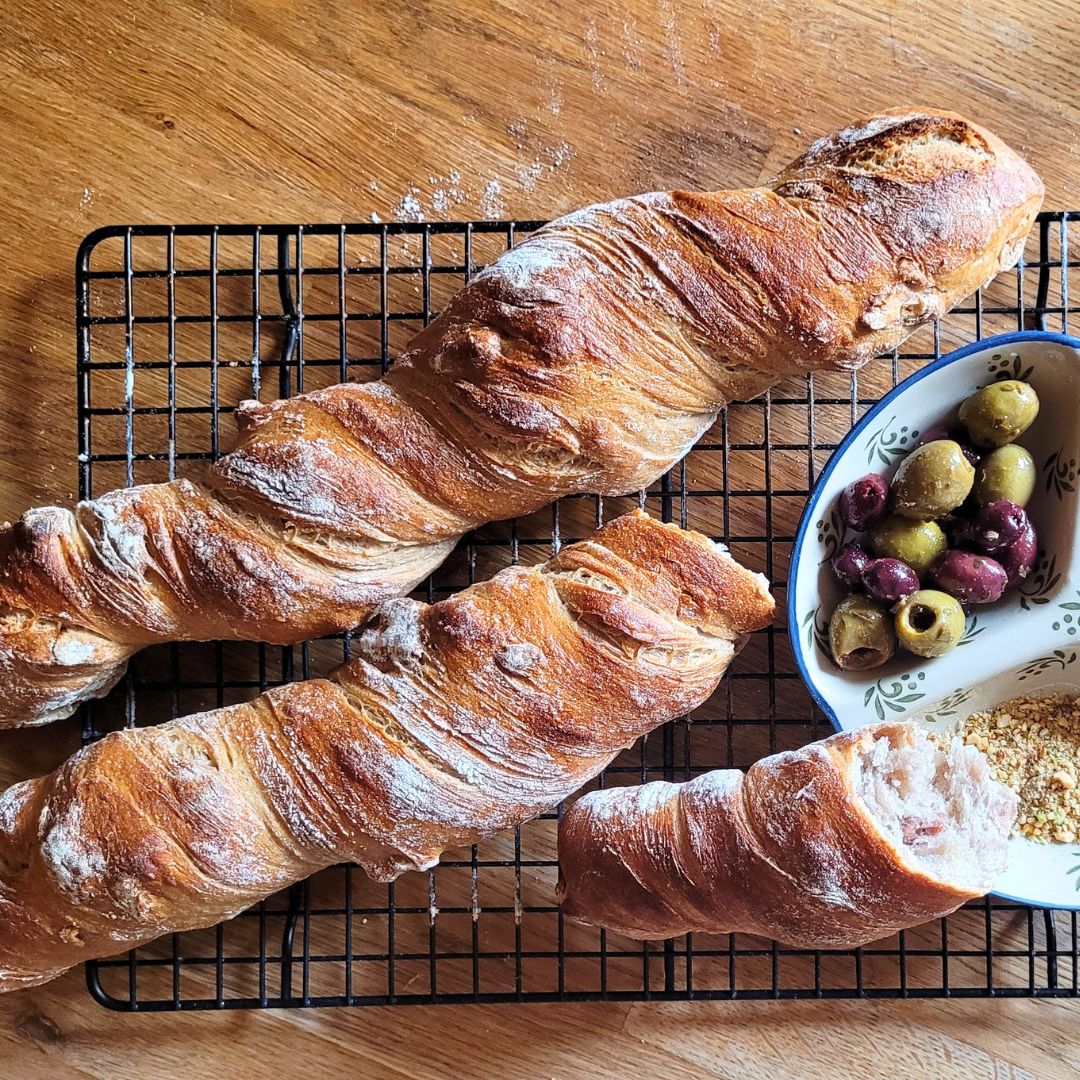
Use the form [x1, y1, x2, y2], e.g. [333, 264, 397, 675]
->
[0, 1, 1078, 1076]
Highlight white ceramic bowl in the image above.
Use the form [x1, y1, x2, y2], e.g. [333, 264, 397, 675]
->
[789, 330, 1080, 909]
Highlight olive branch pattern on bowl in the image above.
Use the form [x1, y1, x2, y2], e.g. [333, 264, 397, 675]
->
[862, 671, 927, 721]
[1068, 856, 1080, 893]
[919, 686, 975, 724]
[1043, 449, 1078, 500]
[789, 331, 1080, 910]
[863, 417, 920, 467]
[814, 509, 845, 564]
[1051, 593, 1080, 637]
[1018, 552, 1063, 610]
[800, 607, 830, 656]
[1016, 649, 1079, 681]
[956, 615, 986, 647]
[989, 350, 1035, 383]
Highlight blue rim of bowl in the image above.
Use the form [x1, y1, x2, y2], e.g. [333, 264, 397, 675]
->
[786, 329, 1080, 911]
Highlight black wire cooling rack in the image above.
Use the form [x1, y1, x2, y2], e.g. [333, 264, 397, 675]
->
[72, 212, 1079, 1011]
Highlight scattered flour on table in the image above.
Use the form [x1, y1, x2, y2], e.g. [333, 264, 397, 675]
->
[515, 160, 544, 192]
[432, 168, 465, 214]
[481, 179, 504, 219]
[392, 189, 425, 223]
[583, 17, 607, 92]
[382, 127, 570, 222]
[508, 118, 528, 150]
[658, 0, 686, 88]
[620, 16, 643, 71]
[390, 169, 468, 221]
[550, 141, 573, 167]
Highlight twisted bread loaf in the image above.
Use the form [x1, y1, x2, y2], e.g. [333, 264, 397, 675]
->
[0, 110, 1042, 725]
[557, 722, 1018, 948]
[0, 511, 773, 990]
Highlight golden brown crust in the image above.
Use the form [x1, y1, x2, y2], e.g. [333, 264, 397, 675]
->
[0, 512, 774, 990]
[557, 722, 1011, 948]
[0, 110, 1042, 725]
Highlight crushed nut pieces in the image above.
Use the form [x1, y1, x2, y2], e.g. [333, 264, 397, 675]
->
[960, 693, 1080, 844]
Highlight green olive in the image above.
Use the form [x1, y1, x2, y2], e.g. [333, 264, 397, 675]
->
[867, 515, 947, 576]
[828, 595, 896, 671]
[894, 590, 966, 658]
[958, 380, 1040, 448]
[891, 440, 975, 519]
[973, 444, 1037, 507]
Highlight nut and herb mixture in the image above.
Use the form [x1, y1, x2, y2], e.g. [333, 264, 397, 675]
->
[960, 694, 1080, 843]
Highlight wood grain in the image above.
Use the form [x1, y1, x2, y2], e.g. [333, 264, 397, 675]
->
[0, 0, 1078, 1075]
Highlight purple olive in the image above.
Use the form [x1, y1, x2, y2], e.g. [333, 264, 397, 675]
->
[838, 474, 890, 531]
[832, 543, 873, 589]
[968, 500, 1029, 554]
[916, 424, 980, 467]
[916, 423, 953, 447]
[861, 558, 919, 604]
[942, 514, 970, 548]
[997, 523, 1038, 587]
[929, 550, 1008, 604]
[958, 444, 981, 468]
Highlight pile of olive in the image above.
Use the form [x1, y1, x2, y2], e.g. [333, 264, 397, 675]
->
[827, 379, 1040, 671]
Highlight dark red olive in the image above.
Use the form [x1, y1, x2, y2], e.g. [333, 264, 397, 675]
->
[958, 444, 981, 468]
[832, 543, 873, 589]
[916, 423, 953, 447]
[861, 558, 919, 604]
[838, 474, 890, 531]
[997, 523, 1038, 587]
[968, 500, 1029, 554]
[916, 424, 979, 467]
[929, 550, 1008, 604]
[942, 515, 970, 548]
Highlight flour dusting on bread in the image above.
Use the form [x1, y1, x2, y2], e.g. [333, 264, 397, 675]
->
[0, 512, 774, 989]
[558, 720, 1018, 947]
[358, 598, 425, 668]
[0, 112, 1042, 728]
[38, 800, 108, 900]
